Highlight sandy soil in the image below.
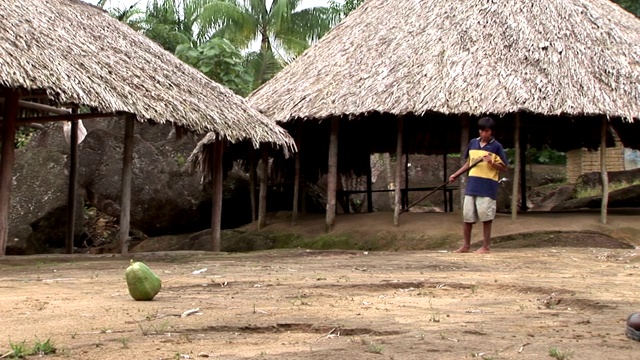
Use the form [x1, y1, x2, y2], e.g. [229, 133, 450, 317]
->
[2, 211, 640, 359]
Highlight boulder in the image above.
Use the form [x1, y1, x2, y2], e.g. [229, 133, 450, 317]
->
[576, 168, 640, 189]
[530, 185, 574, 211]
[8, 118, 228, 254]
[8, 123, 83, 254]
[551, 184, 640, 211]
[130, 229, 276, 253]
[77, 120, 211, 237]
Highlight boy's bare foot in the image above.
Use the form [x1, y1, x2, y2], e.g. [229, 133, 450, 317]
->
[474, 247, 490, 254]
[453, 247, 470, 253]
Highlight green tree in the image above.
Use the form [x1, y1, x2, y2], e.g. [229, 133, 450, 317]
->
[613, 0, 640, 17]
[142, 0, 225, 52]
[97, 0, 144, 30]
[176, 38, 253, 96]
[328, 0, 365, 18]
[203, 0, 337, 88]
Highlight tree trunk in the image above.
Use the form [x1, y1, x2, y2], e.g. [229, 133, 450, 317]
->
[255, 31, 271, 87]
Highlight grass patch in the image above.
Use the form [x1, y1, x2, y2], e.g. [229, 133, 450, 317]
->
[271, 231, 459, 251]
[4, 338, 56, 358]
[272, 232, 376, 251]
[574, 179, 640, 199]
[548, 346, 573, 360]
[366, 341, 384, 354]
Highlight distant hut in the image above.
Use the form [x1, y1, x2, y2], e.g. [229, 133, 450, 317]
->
[0, 0, 293, 255]
[248, 0, 640, 230]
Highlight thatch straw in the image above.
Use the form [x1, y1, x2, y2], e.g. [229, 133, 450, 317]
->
[249, 0, 640, 122]
[0, 0, 293, 148]
[187, 133, 295, 183]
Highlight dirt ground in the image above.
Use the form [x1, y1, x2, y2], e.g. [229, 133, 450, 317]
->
[2, 211, 640, 359]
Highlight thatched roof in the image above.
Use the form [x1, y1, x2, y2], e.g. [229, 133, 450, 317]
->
[249, 0, 640, 122]
[0, 0, 293, 148]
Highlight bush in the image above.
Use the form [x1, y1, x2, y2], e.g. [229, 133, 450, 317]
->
[505, 146, 566, 165]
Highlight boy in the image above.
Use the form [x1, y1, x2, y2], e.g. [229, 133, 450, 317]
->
[449, 117, 508, 253]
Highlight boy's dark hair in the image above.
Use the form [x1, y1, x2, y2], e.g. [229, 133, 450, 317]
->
[478, 117, 495, 130]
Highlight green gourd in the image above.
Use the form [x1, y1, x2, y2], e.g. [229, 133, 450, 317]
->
[125, 260, 161, 301]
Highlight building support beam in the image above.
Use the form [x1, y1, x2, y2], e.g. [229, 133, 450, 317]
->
[258, 145, 269, 230]
[600, 116, 609, 225]
[65, 109, 79, 254]
[393, 118, 404, 226]
[459, 114, 470, 209]
[211, 139, 225, 251]
[511, 113, 521, 220]
[292, 127, 301, 226]
[0, 91, 19, 256]
[118, 114, 135, 254]
[326, 118, 339, 232]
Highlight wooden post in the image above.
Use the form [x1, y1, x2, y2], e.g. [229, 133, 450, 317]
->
[292, 127, 301, 226]
[393, 117, 404, 226]
[0, 91, 19, 256]
[65, 113, 79, 254]
[211, 140, 224, 251]
[443, 152, 448, 211]
[511, 113, 521, 220]
[258, 145, 269, 230]
[404, 151, 409, 208]
[366, 156, 373, 213]
[459, 114, 470, 209]
[249, 149, 257, 222]
[601, 116, 609, 224]
[519, 125, 528, 211]
[326, 118, 339, 232]
[118, 114, 135, 254]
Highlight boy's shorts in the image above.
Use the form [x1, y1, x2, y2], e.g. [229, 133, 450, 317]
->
[463, 195, 496, 223]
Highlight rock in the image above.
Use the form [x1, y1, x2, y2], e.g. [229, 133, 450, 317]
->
[8, 118, 222, 254]
[129, 229, 276, 253]
[77, 120, 211, 237]
[530, 185, 574, 211]
[8, 123, 82, 253]
[576, 168, 640, 189]
[24, 197, 85, 255]
[551, 184, 640, 211]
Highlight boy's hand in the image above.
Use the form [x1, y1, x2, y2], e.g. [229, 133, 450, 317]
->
[482, 154, 494, 165]
[449, 175, 457, 183]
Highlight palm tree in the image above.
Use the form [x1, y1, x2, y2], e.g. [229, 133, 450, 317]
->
[97, 0, 145, 31]
[328, 0, 364, 18]
[143, 0, 226, 52]
[204, 0, 337, 87]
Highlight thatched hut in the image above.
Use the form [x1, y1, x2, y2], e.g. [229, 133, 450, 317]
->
[0, 0, 293, 255]
[247, 0, 640, 230]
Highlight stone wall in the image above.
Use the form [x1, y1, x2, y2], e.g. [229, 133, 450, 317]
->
[566, 143, 625, 183]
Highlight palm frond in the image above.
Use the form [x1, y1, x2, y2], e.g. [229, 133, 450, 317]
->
[272, 35, 308, 57]
[244, 49, 283, 88]
[199, 1, 257, 46]
[281, 7, 336, 43]
[270, 0, 295, 32]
